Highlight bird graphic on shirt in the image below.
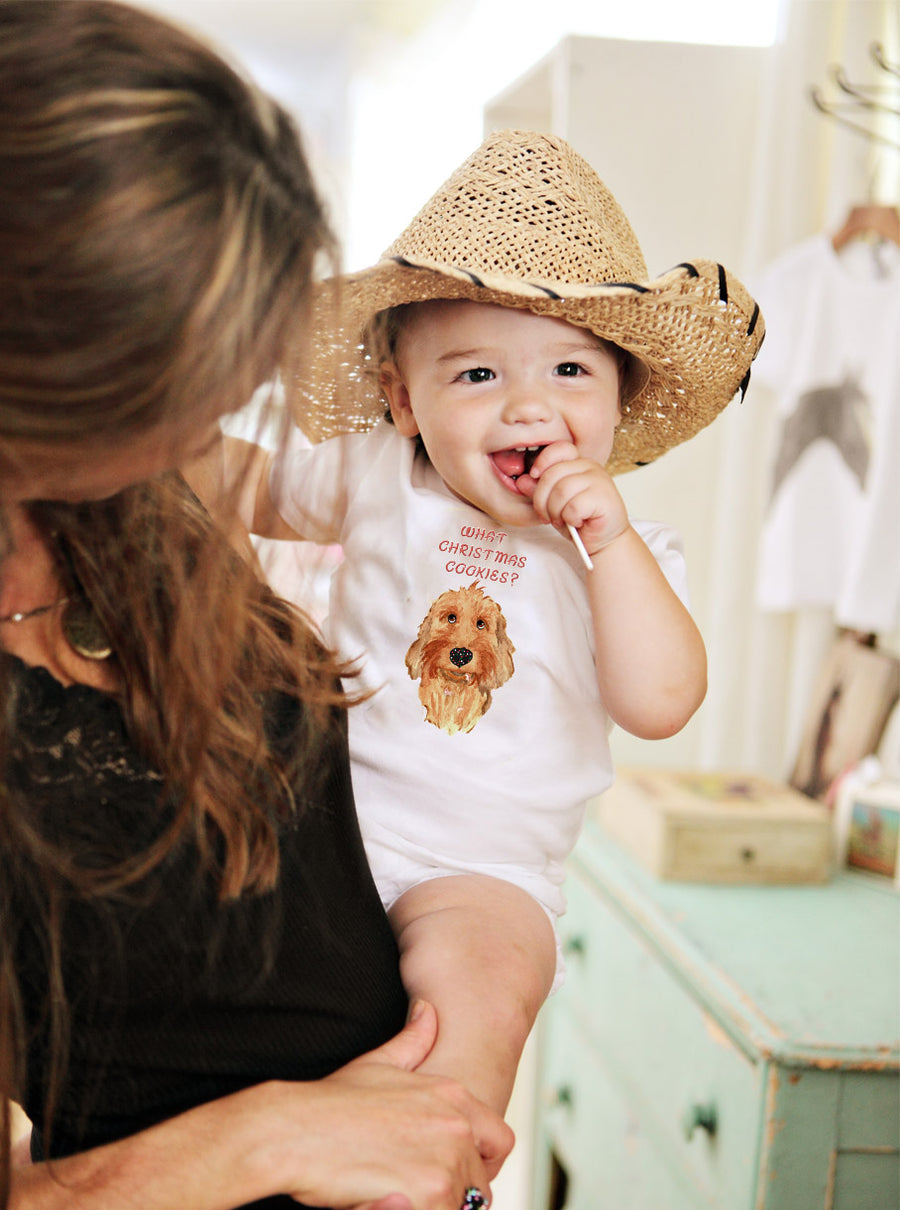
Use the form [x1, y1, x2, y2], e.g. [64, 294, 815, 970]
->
[770, 371, 872, 502]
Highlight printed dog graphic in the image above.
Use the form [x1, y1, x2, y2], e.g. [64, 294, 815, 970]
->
[405, 583, 515, 735]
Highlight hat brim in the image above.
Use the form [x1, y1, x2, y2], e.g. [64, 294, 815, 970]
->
[297, 256, 763, 475]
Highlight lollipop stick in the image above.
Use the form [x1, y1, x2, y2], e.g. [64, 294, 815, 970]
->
[567, 523, 594, 571]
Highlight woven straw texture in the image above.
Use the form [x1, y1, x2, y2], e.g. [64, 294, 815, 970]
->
[296, 130, 765, 474]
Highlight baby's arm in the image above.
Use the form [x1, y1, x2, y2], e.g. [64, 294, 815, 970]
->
[182, 434, 305, 541]
[584, 519, 706, 737]
[388, 875, 557, 1116]
[525, 442, 707, 739]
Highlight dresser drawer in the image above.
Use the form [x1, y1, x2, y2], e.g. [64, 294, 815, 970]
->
[757, 1067, 900, 1210]
[556, 866, 763, 1207]
[538, 1003, 704, 1210]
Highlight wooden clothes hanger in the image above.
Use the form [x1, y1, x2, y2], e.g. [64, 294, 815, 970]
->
[831, 202, 900, 251]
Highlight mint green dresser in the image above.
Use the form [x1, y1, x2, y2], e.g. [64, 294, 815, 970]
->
[531, 806, 900, 1209]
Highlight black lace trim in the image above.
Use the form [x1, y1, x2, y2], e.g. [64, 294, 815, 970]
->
[6, 656, 163, 850]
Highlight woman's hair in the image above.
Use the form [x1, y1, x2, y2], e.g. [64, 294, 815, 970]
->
[2, 484, 351, 1179]
[0, 2, 341, 1196]
[0, 0, 333, 452]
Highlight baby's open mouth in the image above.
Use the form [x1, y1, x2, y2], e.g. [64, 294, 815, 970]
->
[490, 445, 543, 481]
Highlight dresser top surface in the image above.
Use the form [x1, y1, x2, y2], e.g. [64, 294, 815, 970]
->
[573, 811, 900, 1067]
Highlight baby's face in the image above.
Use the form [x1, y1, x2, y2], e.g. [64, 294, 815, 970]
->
[382, 300, 621, 527]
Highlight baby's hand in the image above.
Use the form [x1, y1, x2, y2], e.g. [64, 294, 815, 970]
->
[520, 441, 629, 557]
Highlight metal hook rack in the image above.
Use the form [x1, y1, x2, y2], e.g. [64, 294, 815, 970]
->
[810, 42, 900, 149]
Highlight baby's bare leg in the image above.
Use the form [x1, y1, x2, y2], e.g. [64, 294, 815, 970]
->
[389, 875, 557, 1115]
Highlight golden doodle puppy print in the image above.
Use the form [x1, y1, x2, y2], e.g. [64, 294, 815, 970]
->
[405, 583, 515, 735]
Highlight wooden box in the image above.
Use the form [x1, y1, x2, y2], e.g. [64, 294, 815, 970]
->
[591, 768, 833, 884]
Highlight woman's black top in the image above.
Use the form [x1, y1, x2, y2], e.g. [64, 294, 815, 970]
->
[7, 657, 408, 1209]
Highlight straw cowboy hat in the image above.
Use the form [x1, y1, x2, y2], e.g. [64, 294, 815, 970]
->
[299, 129, 764, 474]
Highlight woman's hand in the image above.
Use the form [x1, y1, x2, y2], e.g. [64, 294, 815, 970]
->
[265, 1001, 512, 1210]
[8, 1003, 509, 1210]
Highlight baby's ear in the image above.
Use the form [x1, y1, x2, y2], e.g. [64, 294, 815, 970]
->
[380, 362, 419, 437]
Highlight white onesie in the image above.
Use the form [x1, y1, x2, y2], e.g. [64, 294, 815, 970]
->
[272, 421, 688, 924]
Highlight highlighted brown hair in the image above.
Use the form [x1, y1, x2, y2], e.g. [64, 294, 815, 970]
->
[0, 2, 340, 1197]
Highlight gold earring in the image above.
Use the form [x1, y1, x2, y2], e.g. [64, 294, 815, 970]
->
[62, 597, 113, 660]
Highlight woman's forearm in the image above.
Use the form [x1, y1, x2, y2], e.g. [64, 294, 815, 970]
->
[10, 1082, 283, 1210]
[9, 1004, 509, 1210]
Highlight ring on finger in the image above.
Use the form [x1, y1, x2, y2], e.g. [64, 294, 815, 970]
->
[461, 1188, 488, 1210]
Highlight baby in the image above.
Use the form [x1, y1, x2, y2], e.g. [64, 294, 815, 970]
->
[193, 130, 764, 1115]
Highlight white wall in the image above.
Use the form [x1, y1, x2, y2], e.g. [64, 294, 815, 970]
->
[343, 0, 779, 269]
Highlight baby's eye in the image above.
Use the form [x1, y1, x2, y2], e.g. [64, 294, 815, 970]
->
[458, 367, 494, 384]
[554, 361, 584, 377]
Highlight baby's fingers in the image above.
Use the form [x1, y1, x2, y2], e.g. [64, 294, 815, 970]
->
[539, 467, 628, 552]
[528, 458, 596, 521]
[527, 440, 578, 481]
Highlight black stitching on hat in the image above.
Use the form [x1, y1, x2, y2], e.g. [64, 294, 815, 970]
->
[462, 270, 486, 287]
[676, 262, 700, 277]
[391, 256, 416, 267]
[739, 367, 751, 401]
[747, 303, 760, 336]
[635, 460, 649, 466]
[604, 282, 650, 294]
[528, 283, 562, 299]
[717, 264, 728, 303]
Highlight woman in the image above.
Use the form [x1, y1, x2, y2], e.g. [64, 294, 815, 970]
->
[0, 3, 510, 1208]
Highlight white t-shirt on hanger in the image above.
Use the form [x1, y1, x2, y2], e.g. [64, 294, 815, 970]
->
[752, 233, 900, 634]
